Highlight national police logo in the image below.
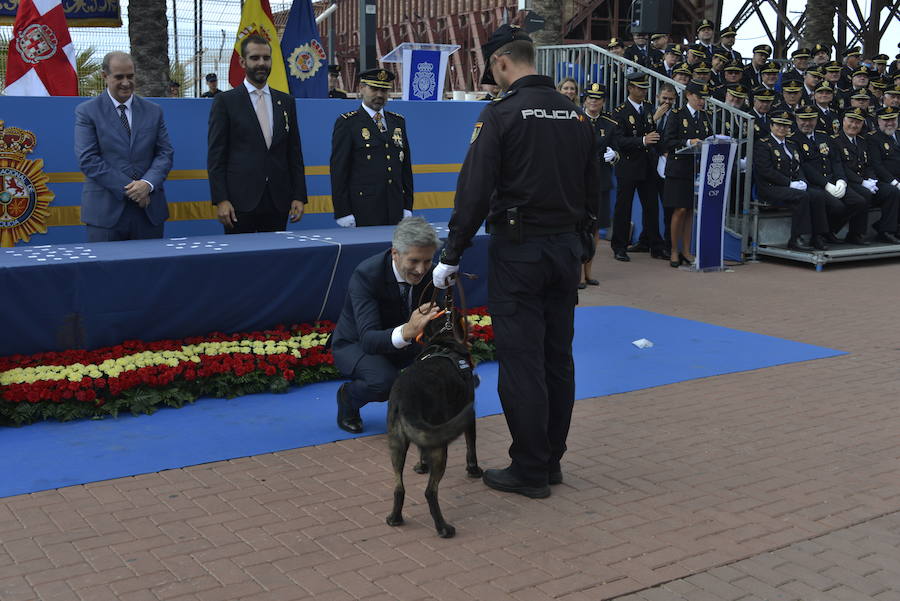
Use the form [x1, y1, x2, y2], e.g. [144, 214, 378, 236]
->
[706, 153, 726, 188]
[470, 122, 483, 144]
[15, 23, 58, 65]
[412, 61, 436, 100]
[819, 143, 829, 155]
[287, 40, 327, 82]
[0, 122, 53, 247]
[392, 128, 403, 147]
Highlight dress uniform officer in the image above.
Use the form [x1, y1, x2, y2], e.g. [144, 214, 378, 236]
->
[661, 81, 713, 265]
[330, 68, 414, 227]
[714, 26, 742, 63]
[839, 47, 863, 88]
[867, 107, 900, 217]
[784, 48, 811, 79]
[802, 67, 823, 103]
[813, 81, 841, 135]
[811, 44, 831, 68]
[327, 65, 348, 98]
[581, 83, 619, 287]
[694, 19, 716, 59]
[776, 78, 805, 113]
[432, 24, 597, 499]
[657, 44, 683, 79]
[648, 34, 668, 70]
[752, 110, 818, 251]
[792, 105, 867, 243]
[833, 107, 900, 244]
[623, 32, 652, 67]
[750, 86, 776, 139]
[610, 71, 667, 261]
[743, 44, 772, 88]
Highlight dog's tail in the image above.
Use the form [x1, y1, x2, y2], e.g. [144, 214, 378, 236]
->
[401, 401, 475, 449]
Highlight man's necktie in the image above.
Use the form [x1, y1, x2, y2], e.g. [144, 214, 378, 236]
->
[658, 114, 667, 131]
[399, 282, 412, 314]
[117, 104, 131, 137]
[374, 112, 387, 133]
[254, 89, 272, 148]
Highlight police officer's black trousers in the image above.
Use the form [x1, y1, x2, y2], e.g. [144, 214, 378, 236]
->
[488, 232, 581, 486]
[757, 187, 811, 238]
[849, 181, 900, 234]
[815, 185, 867, 236]
[612, 177, 664, 252]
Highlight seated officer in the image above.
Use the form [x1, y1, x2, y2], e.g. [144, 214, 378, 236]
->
[833, 107, 900, 244]
[332, 217, 443, 433]
[752, 110, 818, 251]
[750, 86, 776, 138]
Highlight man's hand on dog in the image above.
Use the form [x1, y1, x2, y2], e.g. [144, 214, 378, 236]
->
[402, 303, 442, 341]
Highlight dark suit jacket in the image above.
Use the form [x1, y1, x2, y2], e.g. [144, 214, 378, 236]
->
[74, 94, 173, 228]
[610, 99, 658, 179]
[331, 250, 436, 376]
[792, 131, 847, 187]
[586, 112, 618, 191]
[833, 132, 873, 183]
[753, 135, 805, 196]
[207, 84, 307, 213]
[867, 130, 900, 182]
[330, 107, 414, 226]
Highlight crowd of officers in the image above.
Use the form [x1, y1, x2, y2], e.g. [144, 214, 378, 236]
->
[566, 20, 900, 267]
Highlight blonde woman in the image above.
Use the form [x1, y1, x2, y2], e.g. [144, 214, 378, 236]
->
[557, 77, 580, 105]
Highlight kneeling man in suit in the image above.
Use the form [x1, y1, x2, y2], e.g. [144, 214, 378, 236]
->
[331, 217, 442, 433]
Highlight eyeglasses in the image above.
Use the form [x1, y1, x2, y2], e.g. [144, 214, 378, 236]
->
[490, 50, 513, 65]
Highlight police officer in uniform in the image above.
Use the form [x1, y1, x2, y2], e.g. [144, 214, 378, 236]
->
[813, 81, 841, 135]
[750, 86, 776, 139]
[792, 105, 866, 243]
[661, 81, 713, 265]
[610, 72, 667, 261]
[833, 107, 900, 244]
[868, 107, 900, 191]
[432, 24, 597, 499]
[753, 110, 817, 251]
[715, 26, 742, 63]
[330, 68, 414, 227]
[328, 65, 348, 98]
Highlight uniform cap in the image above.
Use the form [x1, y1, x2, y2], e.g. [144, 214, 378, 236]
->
[725, 83, 748, 98]
[584, 82, 607, 99]
[812, 44, 830, 56]
[884, 85, 900, 95]
[626, 71, 651, 88]
[607, 37, 624, 49]
[712, 51, 730, 61]
[805, 67, 824, 78]
[479, 24, 532, 84]
[843, 107, 867, 120]
[724, 60, 744, 72]
[782, 80, 803, 92]
[761, 62, 780, 74]
[205, 73, 218, 81]
[328, 64, 341, 75]
[688, 45, 707, 58]
[360, 68, 395, 88]
[815, 80, 835, 93]
[873, 54, 889, 64]
[752, 86, 776, 101]
[685, 81, 710, 96]
[753, 44, 772, 56]
[791, 48, 811, 59]
[871, 78, 888, 89]
[795, 104, 819, 118]
[665, 43, 684, 55]
[877, 106, 899, 119]
[696, 19, 714, 32]
[770, 110, 794, 125]
[651, 33, 669, 41]
[825, 61, 842, 72]
[719, 26, 738, 37]
[843, 46, 862, 57]
[692, 62, 711, 73]
[852, 67, 871, 78]
[673, 63, 693, 75]
[850, 89, 871, 100]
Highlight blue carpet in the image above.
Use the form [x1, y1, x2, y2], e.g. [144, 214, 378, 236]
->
[0, 306, 845, 498]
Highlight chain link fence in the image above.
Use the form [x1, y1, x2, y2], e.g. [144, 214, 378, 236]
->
[1, 0, 296, 97]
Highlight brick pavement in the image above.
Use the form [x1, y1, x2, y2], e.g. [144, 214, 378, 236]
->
[3, 247, 900, 600]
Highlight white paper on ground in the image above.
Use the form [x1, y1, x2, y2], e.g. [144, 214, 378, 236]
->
[632, 338, 654, 349]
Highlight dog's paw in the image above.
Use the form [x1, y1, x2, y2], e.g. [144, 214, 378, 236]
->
[436, 524, 456, 538]
[386, 514, 404, 527]
[466, 465, 483, 478]
[413, 462, 429, 474]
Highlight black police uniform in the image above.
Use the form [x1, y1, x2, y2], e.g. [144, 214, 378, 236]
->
[648, 47, 665, 71]
[715, 45, 743, 64]
[328, 88, 349, 99]
[815, 104, 842, 136]
[868, 127, 900, 183]
[329, 107, 414, 226]
[200, 89, 221, 98]
[792, 130, 867, 237]
[623, 43, 651, 67]
[750, 109, 772, 139]
[753, 135, 816, 245]
[610, 95, 665, 256]
[833, 130, 900, 239]
[440, 74, 597, 488]
[662, 104, 712, 209]
[585, 110, 618, 228]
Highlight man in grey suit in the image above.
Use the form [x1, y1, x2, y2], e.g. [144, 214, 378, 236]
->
[74, 52, 174, 242]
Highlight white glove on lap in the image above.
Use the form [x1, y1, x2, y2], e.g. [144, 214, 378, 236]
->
[336, 215, 356, 227]
[603, 147, 616, 163]
[862, 179, 878, 193]
[892, 179, 900, 190]
[432, 262, 459, 289]
[789, 180, 807, 191]
[656, 156, 666, 178]
[835, 179, 847, 196]
[403, 209, 413, 218]
[825, 182, 839, 197]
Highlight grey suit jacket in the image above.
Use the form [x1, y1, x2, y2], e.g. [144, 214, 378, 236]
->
[74, 93, 174, 228]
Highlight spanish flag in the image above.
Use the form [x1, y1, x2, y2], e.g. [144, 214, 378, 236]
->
[228, 0, 288, 93]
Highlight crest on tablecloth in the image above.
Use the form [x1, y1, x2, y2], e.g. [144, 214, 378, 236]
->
[0, 121, 53, 247]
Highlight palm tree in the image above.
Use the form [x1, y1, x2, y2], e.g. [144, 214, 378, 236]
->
[0, 32, 9, 94]
[168, 59, 196, 98]
[128, 0, 170, 97]
[529, 0, 563, 46]
[802, 0, 835, 48]
[76, 47, 105, 96]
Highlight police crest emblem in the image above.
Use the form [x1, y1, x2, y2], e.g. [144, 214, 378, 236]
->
[470, 122, 482, 144]
[393, 128, 403, 147]
[802, 143, 809, 151]
[412, 61, 437, 100]
[0, 121, 53, 247]
[706, 154, 726, 188]
[628, 115, 635, 125]
[774, 148, 780, 157]
[361, 127, 370, 140]
[683, 118, 689, 128]
[819, 143, 829, 155]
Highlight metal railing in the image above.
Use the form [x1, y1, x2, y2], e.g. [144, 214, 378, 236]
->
[535, 44, 756, 259]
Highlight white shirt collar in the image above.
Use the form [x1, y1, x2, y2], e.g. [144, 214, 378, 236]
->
[361, 102, 383, 121]
[687, 105, 697, 118]
[628, 98, 643, 113]
[243, 78, 271, 97]
[772, 134, 787, 145]
[391, 259, 407, 285]
[107, 90, 134, 110]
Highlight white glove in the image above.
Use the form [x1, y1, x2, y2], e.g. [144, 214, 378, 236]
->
[432, 262, 459, 289]
[603, 147, 616, 163]
[825, 182, 839, 197]
[739, 157, 747, 172]
[656, 156, 666, 178]
[862, 178, 878, 193]
[892, 179, 900, 190]
[403, 209, 413, 218]
[835, 179, 847, 195]
[789, 180, 807, 191]
[336, 214, 356, 227]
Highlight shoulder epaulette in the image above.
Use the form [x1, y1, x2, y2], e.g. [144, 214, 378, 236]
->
[490, 89, 518, 103]
[830, 134, 840, 139]
[386, 110, 405, 119]
[339, 110, 357, 119]
[614, 103, 627, 112]
[601, 115, 617, 125]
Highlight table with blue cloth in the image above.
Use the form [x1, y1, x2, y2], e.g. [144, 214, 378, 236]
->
[0, 224, 488, 357]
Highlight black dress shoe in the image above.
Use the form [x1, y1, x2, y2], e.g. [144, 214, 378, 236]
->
[613, 250, 630, 262]
[823, 232, 843, 244]
[336, 383, 362, 434]
[482, 467, 551, 498]
[577, 282, 587, 290]
[787, 237, 813, 251]
[878, 232, 900, 244]
[626, 242, 650, 253]
[650, 249, 671, 260]
[585, 278, 600, 286]
[549, 470, 563, 485]
[811, 235, 829, 251]
[845, 234, 871, 246]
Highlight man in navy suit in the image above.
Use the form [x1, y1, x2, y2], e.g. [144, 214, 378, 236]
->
[331, 217, 442, 433]
[207, 34, 308, 234]
[74, 51, 174, 242]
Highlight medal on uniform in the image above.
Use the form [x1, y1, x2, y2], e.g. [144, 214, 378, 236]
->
[600, 129, 605, 137]
[361, 127, 370, 140]
[819, 143, 829, 155]
[284, 111, 289, 132]
[629, 115, 635, 124]
[399, 150, 404, 162]
[754, 124, 760, 131]
[683, 118, 689, 128]
[802, 143, 809, 151]
[886, 142, 891, 150]
[470, 122, 482, 144]
[794, 152, 800, 161]
[774, 148, 780, 157]
[393, 128, 403, 147]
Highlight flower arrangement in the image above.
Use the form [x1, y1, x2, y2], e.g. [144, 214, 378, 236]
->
[0, 308, 494, 426]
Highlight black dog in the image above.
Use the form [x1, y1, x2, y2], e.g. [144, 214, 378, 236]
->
[385, 309, 482, 538]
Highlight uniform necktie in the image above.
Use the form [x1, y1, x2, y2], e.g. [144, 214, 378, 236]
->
[374, 112, 387, 133]
[117, 104, 131, 137]
[254, 89, 271, 148]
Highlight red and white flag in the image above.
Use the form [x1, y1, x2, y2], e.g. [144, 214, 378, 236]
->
[4, 0, 77, 96]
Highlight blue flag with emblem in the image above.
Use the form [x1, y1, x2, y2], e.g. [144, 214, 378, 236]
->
[407, 50, 441, 101]
[280, 0, 328, 98]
